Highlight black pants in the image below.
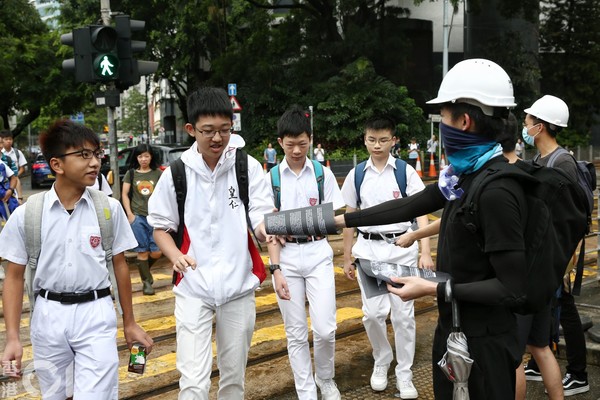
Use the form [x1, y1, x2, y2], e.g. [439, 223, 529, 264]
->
[527, 289, 587, 380]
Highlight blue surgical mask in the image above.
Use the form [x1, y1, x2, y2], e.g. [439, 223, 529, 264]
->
[522, 126, 538, 146]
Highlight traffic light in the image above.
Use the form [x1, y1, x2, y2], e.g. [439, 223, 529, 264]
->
[61, 27, 94, 83]
[115, 15, 158, 91]
[61, 25, 119, 83]
[89, 25, 119, 81]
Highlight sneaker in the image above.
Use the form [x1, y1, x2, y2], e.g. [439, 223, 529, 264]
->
[315, 375, 341, 400]
[370, 364, 389, 391]
[524, 364, 543, 382]
[0, 265, 4, 280]
[562, 373, 589, 396]
[397, 380, 418, 399]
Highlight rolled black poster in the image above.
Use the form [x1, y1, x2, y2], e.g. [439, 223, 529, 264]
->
[264, 202, 337, 236]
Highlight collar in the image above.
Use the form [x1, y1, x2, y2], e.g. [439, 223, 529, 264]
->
[364, 154, 397, 171]
[46, 185, 90, 212]
[278, 157, 314, 176]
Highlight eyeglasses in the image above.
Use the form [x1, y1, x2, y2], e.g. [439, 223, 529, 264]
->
[366, 137, 394, 145]
[193, 126, 233, 138]
[56, 148, 104, 160]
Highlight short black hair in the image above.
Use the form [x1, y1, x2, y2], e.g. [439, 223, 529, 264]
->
[530, 116, 562, 138]
[277, 105, 311, 139]
[365, 117, 396, 135]
[39, 119, 100, 171]
[129, 143, 159, 170]
[187, 87, 233, 124]
[0, 130, 12, 139]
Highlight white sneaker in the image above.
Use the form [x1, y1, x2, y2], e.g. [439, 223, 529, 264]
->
[315, 375, 341, 400]
[370, 364, 389, 391]
[398, 380, 418, 399]
[0, 265, 5, 280]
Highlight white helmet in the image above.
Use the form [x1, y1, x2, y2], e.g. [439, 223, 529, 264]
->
[427, 58, 516, 116]
[524, 95, 569, 127]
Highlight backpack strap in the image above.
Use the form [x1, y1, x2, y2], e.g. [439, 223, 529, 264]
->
[88, 189, 121, 314]
[269, 165, 282, 210]
[311, 159, 324, 204]
[235, 148, 250, 217]
[24, 192, 46, 316]
[354, 159, 408, 207]
[354, 161, 368, 207]
[169, 159, 187, 248]
[547, 147, 569, 168]
[270, 160, 324, 209]
[394, 158, 408, 198]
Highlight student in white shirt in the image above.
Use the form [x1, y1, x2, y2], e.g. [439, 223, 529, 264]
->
[1, 130, 27, 203]
[148, 87, 273, 399]
[266, 106, 345, 400]
[0, 119, 152, 399]
[341, 117, 433, 399]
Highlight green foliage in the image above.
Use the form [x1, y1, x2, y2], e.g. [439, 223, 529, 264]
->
[315, 58, 427, 149]
[120, 90, 147, 136]
[539, 0, 600, 146]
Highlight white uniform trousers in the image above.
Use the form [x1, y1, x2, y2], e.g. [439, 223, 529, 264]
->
[357, 273, 416, 382]
[29, 296, 118, 400]
[174, 290, 256, 400]
[276, 241, 338, 400]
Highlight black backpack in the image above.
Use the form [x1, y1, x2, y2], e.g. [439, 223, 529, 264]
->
[169, 148, 265, 284]
[460, 160, 590, 314]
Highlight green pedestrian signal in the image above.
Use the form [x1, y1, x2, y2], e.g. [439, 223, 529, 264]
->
[94, 53, 119, 79]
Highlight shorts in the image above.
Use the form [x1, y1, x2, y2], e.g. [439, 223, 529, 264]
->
[516, 304, 552, 351]
[130, 215, 159, 253]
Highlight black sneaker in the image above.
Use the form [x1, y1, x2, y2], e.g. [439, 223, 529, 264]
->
[524, 364, 542, 382]
[562, 373, 589, 396]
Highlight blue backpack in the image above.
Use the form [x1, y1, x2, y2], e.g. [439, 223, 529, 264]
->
[270, 160, 324, 210]
[354, 158, 408, 207]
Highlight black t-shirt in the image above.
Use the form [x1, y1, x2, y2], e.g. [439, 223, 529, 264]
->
[437, 157, 528, 335]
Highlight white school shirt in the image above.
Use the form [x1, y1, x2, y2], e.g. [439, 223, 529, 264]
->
[0, 187, 137, 293]
[2, 147, 27, 168]
[265, 157, 344, 212]
[341, 155, 425, 264]
[147, 142, 274, 306]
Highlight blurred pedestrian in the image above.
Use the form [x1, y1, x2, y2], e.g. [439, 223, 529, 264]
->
[314, 143, 326, 165]
[122, 144, 163, 295]
[0, 130, 27, 203]
[264, 142, 277, 171]
[407, 137, 419, 168]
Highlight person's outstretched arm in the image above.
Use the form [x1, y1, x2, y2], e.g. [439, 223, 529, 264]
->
[336, 184, 446, 229]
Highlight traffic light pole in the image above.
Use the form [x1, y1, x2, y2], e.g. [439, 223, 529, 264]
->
[101, 0, 121, 200]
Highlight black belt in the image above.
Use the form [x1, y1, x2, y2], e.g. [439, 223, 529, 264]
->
[38, 287, 111, 304]
[358, 230, 407, 240]
[285, 236, 326, 244]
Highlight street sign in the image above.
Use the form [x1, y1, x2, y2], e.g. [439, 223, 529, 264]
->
[230, 96, 242, 111]
[233, 113, 242, 131]
[429, 114, 442, 123]
[70, 112, 85, 124]
[228, 83, 237, 96]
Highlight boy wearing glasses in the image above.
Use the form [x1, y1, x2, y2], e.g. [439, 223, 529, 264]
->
[266, 105, 345, 400]
[148, 87, 273, 399]
[340, 117, 432, 399]
[0, 119, 152, 399]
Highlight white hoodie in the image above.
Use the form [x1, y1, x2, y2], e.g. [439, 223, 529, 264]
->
[148, 142, 273, 306]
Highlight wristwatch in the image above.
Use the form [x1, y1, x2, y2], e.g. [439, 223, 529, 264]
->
[269, 264, 281, 274]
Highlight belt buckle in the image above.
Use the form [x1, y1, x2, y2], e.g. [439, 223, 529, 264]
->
[59, 293, 72, 304]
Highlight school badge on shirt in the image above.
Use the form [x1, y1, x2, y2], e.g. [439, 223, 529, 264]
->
[309, 198, 318, 206]
[90, 235, 101, 248]
[393, 190, 400, 199]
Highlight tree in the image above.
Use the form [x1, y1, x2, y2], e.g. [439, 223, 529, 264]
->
[120, 90, 147, 136]
[0, 0, 55, 136]
[539, 0, 600, 146]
